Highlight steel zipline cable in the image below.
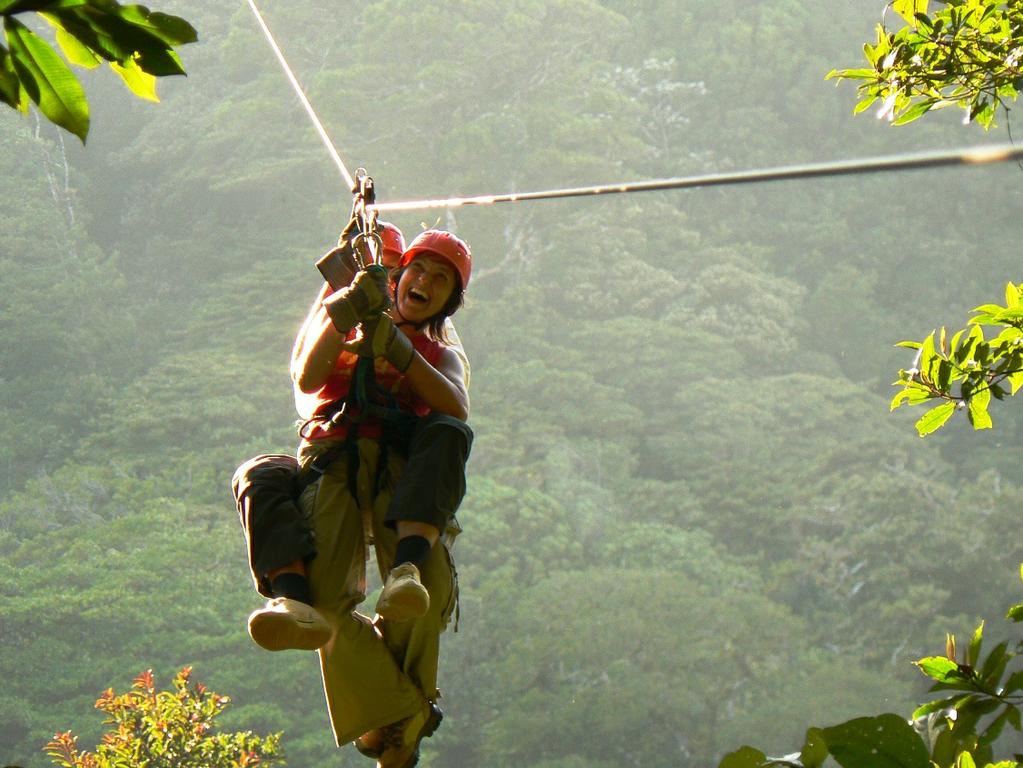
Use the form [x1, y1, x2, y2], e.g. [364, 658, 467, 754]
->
[245, 1, 1023, 216]
[245, 0, 355, 192]
[371, 144, 1023, 213]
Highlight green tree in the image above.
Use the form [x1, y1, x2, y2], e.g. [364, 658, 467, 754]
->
[827, 0, 1023, 129]
[43, 667, 283, 768]
[1, 0, 197, 141]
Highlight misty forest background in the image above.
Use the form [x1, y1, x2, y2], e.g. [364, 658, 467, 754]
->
[3, 1, 1023, 766]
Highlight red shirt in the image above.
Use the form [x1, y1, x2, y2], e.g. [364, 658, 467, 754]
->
[296, 332, 446, 441]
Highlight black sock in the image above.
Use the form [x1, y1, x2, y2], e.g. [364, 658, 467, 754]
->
[392, 535, 432, 570]
[270, 572, 314, 605]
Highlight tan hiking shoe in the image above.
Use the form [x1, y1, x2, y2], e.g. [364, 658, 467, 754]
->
[247, 597, 332, 652]
[375, 562, 430, 622]
[374, 700, 443, 768]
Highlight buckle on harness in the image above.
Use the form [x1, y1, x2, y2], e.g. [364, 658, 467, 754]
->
[298, 402, 348, 440]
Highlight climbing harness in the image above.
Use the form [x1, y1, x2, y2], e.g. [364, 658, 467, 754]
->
[297, 161, 418, 507]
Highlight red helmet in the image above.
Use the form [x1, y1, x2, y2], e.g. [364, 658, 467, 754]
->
[378, 221, 406, 268]
[400, 229, 472, 290]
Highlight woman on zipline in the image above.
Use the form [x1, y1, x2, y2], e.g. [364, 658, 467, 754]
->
[233, 223, 473, 768]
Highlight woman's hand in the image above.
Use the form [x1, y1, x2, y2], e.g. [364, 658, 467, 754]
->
[342, 314, 414, 371]
[322, 265, 390, 333]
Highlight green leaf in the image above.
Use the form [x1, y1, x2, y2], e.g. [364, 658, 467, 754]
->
[919, 331, 937, 378]
[821, 714, 930, 768]
[994, 309, 1023, 324]
[719, 745, 768, 768]
[895, 340, 923, 349]
[994, 327, 1023, 346]
[915, 656, 969, 683]
[1007, 282, 1020, 309]
[4, 16, 88, 141]
[967, 621, 984, 668]
[915, 401, 956, 436]
[0, 0, 83, 10]
[891, 383, 935, 410]
[831, 67, 878, 80]
[979, 641, 1009, 685]
[955, 751, 977, 768]
[967, 387, 993, 430]
[854, 94, 879, 114]
[800, 728, 829, 768]
[975, 101, 997, 129]
[0, 41, 22, 107]
[1006, 603, 1023, 622]
[969, 314, 999, 326]
[973, 304, 1006, 316]
[955, 326, 984, 363]
[893, 0, 928, 25]
[114, 7, 198, 46]
[931, 727, 957, 768]
[1002, 671, 1023, 695]
[911, 694, 962, 719]
[975, 342, 990, 366]
[892, 99, 934, 125]
[937, 359, 953, 391]
[949, 328, 966, 355]
[53, 24, 101, 68]
[1009, 370, 1023, 396]
[109, 56, 157, 101]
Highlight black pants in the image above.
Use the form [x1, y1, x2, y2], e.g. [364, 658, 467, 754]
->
[232, 413, 473, 598]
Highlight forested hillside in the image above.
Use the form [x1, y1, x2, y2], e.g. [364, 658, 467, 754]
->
[2, 1, 1022, 766]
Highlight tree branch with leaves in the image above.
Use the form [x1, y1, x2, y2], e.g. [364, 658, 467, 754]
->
[827, 0, 1023, 129]
[891, 281, 1023, 436]
[0, 0, 197, 143]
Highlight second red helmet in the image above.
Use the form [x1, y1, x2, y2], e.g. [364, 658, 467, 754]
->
[400, 229, 472, 291]
[377, 221, 406, 268]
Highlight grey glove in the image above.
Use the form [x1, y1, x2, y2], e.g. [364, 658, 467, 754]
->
[343, 313, 415, 372]
[322, 265, 391, 333]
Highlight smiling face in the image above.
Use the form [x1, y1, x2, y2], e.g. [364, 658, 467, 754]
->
[394, 253, 459, 325]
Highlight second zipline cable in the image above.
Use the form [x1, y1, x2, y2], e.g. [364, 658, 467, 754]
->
[370, 144, 1023, 213]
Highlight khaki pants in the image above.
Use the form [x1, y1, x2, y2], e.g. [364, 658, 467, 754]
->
[300, 438, 457, 747]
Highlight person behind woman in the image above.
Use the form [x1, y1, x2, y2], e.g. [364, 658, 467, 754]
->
[235, 228, 473, 768]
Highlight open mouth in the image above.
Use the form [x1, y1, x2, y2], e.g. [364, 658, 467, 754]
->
[407, 287, 430, 305]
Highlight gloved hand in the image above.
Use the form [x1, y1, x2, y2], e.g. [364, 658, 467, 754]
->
[322, 265, 391, 333]
[342, 313, 415, 372]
